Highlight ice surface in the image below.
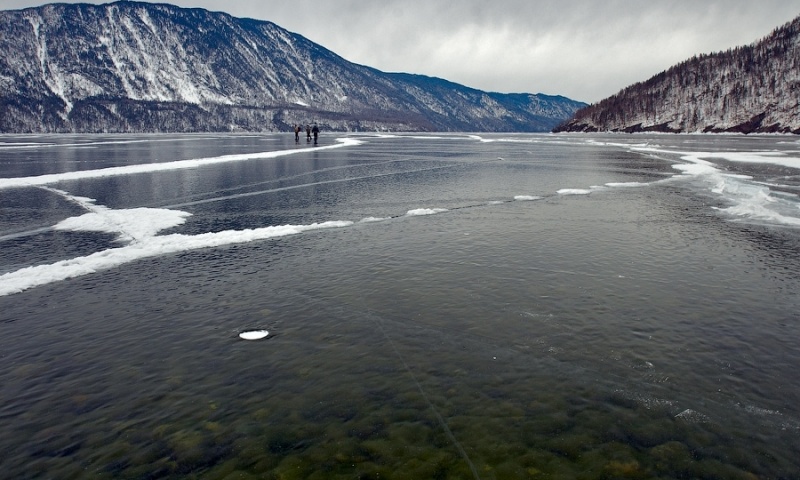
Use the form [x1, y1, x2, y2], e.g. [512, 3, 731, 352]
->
[0, 219, 353, 296]
[3, 133, 799, 296]
[711, 151, 800, 170]
[0, 189, 354, 296]
[0, 178, 457, 295]
[0, 138, 362, 190]
[675, 408, 711, 423]
[623, 144, 800, 227]
[714, 192, 800, 226]
[672, 152, 800, 226]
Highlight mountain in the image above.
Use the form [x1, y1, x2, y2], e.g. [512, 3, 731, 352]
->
[555, 15, 800, 134]
[0, 1, 585, 133]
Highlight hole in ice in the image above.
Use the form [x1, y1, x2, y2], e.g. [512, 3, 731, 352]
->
[239, 330, 269, 340]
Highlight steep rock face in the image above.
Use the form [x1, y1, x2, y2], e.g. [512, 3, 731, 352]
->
[555, 15, 800, 134]
[0, 1, 585, 133]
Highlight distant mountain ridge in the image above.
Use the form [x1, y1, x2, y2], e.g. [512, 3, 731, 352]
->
[555, 14, 800, 134]
[0, 1, 585, 133]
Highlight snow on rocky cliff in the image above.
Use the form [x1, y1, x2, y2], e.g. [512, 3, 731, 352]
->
[0, 1, 585, 133]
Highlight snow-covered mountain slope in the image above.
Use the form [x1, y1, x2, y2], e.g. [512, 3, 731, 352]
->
[0, 1, 585, 133]
[555, 15, 800, 134]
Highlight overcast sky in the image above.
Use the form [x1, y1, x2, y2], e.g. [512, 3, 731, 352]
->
[4, 0, 799, 103]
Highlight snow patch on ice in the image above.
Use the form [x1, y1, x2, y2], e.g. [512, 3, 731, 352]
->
[406, 208, 448, 216]
[54, 207, 191, 242]
[713, 151, 800, 170]
[606, 182, 650, 188]
[514, 195, 542, 201]
[239, 330, 269, 340]
[672, 159, 721, 176]
[557, 188, 592, 195]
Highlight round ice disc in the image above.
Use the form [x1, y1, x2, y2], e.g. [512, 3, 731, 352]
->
[239, 330, 269, 340]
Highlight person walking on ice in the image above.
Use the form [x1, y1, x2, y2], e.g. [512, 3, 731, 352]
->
[312, 123, 320, 145]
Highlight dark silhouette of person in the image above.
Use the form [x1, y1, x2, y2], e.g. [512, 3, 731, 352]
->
[306, 124, 312, 142]
[312, 124, 320, 144]
[293, 124, 300, 142]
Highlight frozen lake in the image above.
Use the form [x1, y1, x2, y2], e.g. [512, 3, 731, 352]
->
[1, 133, 799, 479]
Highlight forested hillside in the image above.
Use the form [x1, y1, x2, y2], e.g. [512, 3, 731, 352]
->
[555, 14, 800, 134]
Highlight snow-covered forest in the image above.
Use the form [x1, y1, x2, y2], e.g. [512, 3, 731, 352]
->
[556, 15, 800, 133]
